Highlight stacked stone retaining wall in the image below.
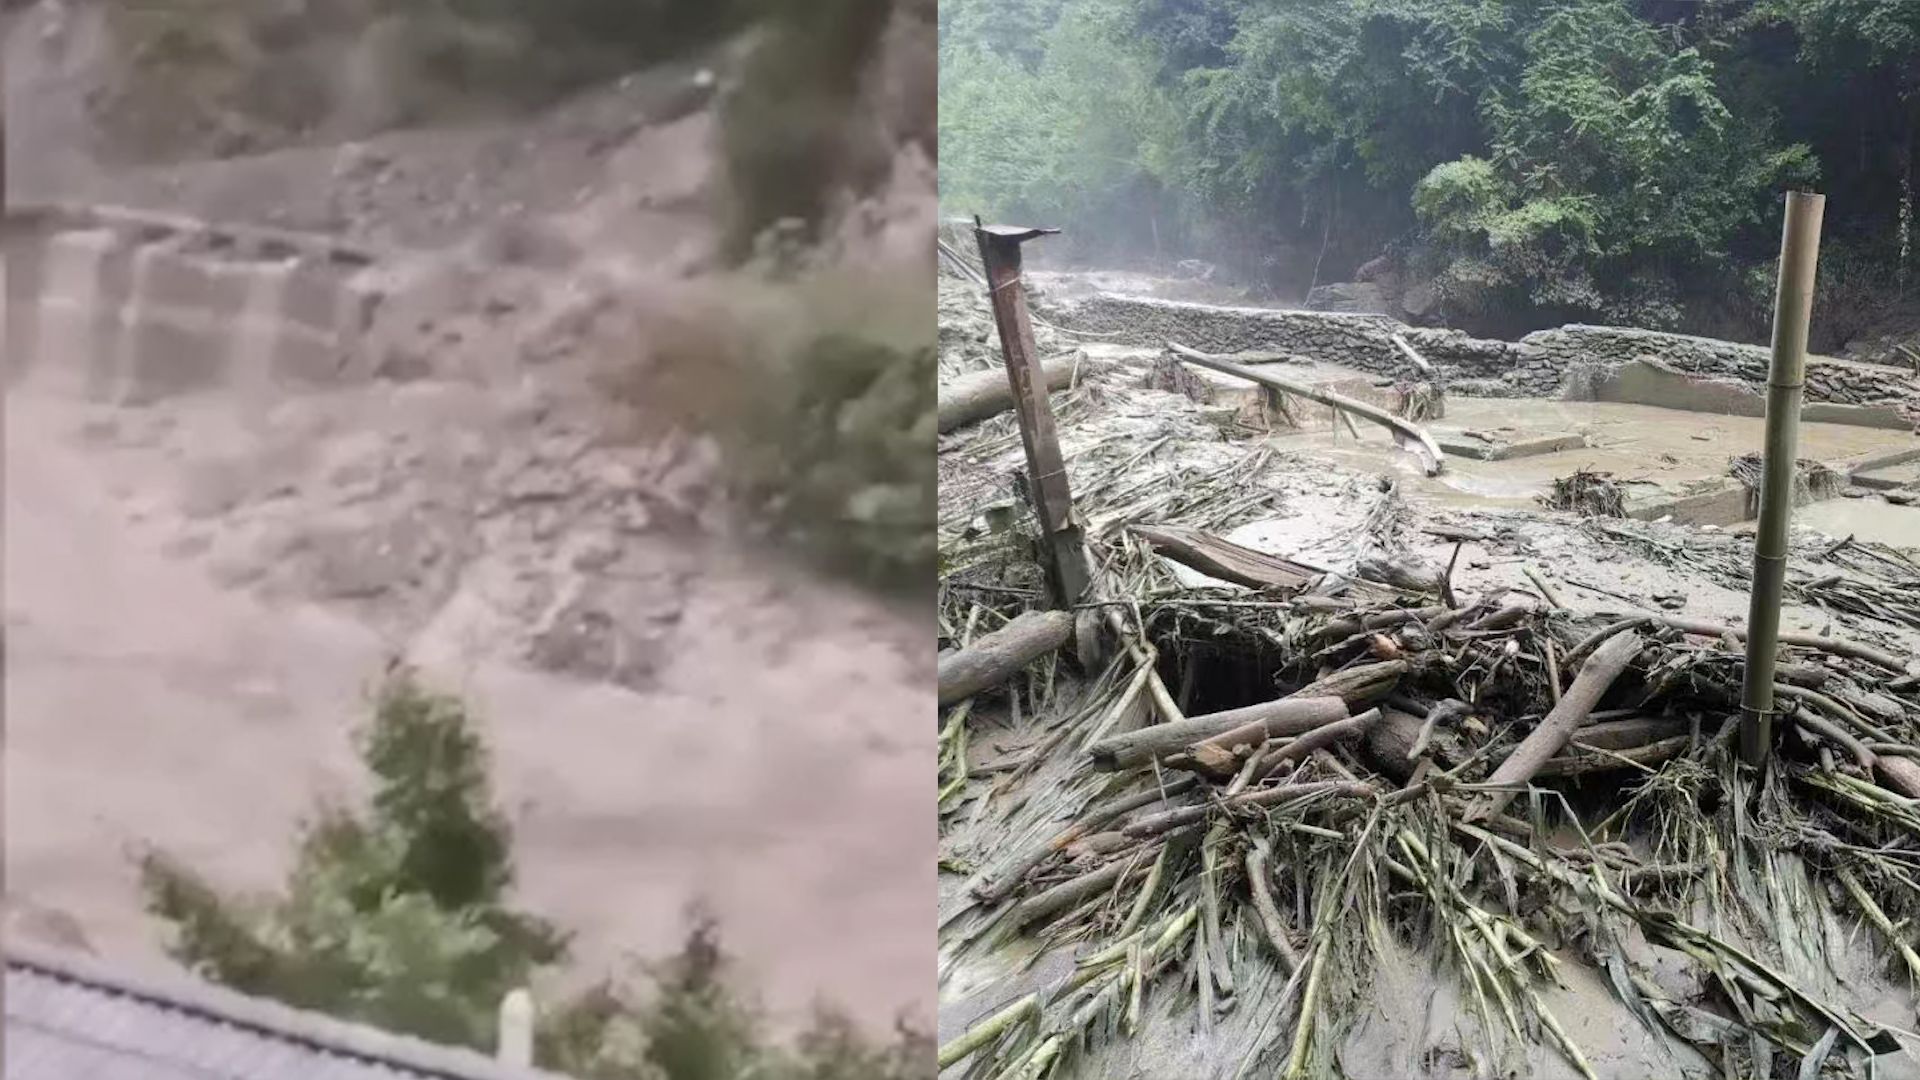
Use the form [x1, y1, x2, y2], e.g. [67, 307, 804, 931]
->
[1060, 293, 1920, 420]
[4, 202, 383, 404]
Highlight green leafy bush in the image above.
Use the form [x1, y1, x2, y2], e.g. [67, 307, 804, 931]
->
[732, 331, 937, 591]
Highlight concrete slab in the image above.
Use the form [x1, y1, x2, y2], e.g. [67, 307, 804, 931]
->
[1852, 456, 1920, 491]
[1438, 433, 1587, 461]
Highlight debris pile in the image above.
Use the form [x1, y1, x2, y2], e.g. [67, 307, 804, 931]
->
[1544, 469, 1631, 518]
[937, 274, 1920, 1079]
[940, 547, 1920, 1077]
[1730, 452, 1846, 508]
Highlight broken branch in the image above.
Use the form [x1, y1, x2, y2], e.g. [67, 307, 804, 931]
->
[1469, 631, 1645, 820]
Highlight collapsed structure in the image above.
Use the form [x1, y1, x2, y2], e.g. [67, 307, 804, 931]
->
[934, 235, 1920, 1078]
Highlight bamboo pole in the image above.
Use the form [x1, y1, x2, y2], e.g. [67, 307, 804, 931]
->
[1742, 191, 1825, 770]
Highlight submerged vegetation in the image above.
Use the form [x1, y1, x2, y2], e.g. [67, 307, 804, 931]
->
[940, 0, 1920, 343]
[142, 667, 931, 1079]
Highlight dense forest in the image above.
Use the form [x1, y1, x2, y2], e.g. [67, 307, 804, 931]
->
[939, 0, 1920, 348]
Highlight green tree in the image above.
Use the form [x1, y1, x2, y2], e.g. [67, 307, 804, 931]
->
[140, 668, 567, 1048]
[1756, 0, 1920, 295]
[939, 1, 1181, 257]
[944, 0, 1916, 338]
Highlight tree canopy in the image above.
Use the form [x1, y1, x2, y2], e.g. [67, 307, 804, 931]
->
[940, 0, 1919, 343]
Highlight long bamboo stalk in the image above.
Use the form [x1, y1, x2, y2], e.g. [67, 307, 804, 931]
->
[1742, 191, 1825, 769]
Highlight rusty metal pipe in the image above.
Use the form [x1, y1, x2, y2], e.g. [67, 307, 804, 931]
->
[974, 221, 1088, 606]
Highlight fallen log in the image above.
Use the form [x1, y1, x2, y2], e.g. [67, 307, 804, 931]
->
[938, 609, 1076, 707]
[1366, 701, 1484, 780]
[1365, 708, 1434, 782]
[1192, 700, 1357, 756]
[1166, 341, 1447, 476]
[938, 358, 1086, 433]
[1087, 696, 1349, 770]
[1012, 841, 1166, 927]
[1389, 333, 1435, 375]
[970, 775, 1203, 904]
[1875, 756, 1920, 800]
[1793, 708, 1876, 770]
[1468, 601, 1536, 632]
[1129, 523, 1324, 592]
[1539, 734, 1691, 777]
[1319, 606, 1447, 640]
[1569, 715, 1689, 750]
[1245, 838, 1300, 974]
[1469, 631, 1645, 820]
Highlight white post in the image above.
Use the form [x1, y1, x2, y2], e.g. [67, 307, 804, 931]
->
[497, 988, 535, 1067]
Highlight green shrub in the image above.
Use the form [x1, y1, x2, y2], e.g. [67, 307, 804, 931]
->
[732, 331, 937, 591]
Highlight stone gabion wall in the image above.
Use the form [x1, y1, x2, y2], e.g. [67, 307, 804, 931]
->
[1063, 294, 1421, 382]
[1524, 324, 1920, 412]
[1059, 293, 1920, 416]
[4, 202, 382, 404]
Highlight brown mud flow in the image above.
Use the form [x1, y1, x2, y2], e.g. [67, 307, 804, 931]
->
[4, 7, 936, 1031]
[935, 264, 1920, 1079]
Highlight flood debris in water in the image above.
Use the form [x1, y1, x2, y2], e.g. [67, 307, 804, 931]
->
[1544, 469, 1632, 519]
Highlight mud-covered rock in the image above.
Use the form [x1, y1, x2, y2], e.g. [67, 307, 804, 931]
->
[1306, 281, 1389, 314]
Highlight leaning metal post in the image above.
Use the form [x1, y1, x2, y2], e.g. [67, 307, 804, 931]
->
[974, 221, 1089, 607]
[1741, 190, 1825, 769]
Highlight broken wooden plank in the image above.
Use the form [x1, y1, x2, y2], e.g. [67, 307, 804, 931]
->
[1129, 523, 1324, 591]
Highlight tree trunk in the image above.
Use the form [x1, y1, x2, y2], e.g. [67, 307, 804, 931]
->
[938, 359, 1086, 433]
[937, 609, 1076, 707]
[1087, 696, 1348, 770]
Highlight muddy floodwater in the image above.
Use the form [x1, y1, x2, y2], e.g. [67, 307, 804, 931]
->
[1266, 397, 1919, 513]
[5, 370, 932, 1032]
